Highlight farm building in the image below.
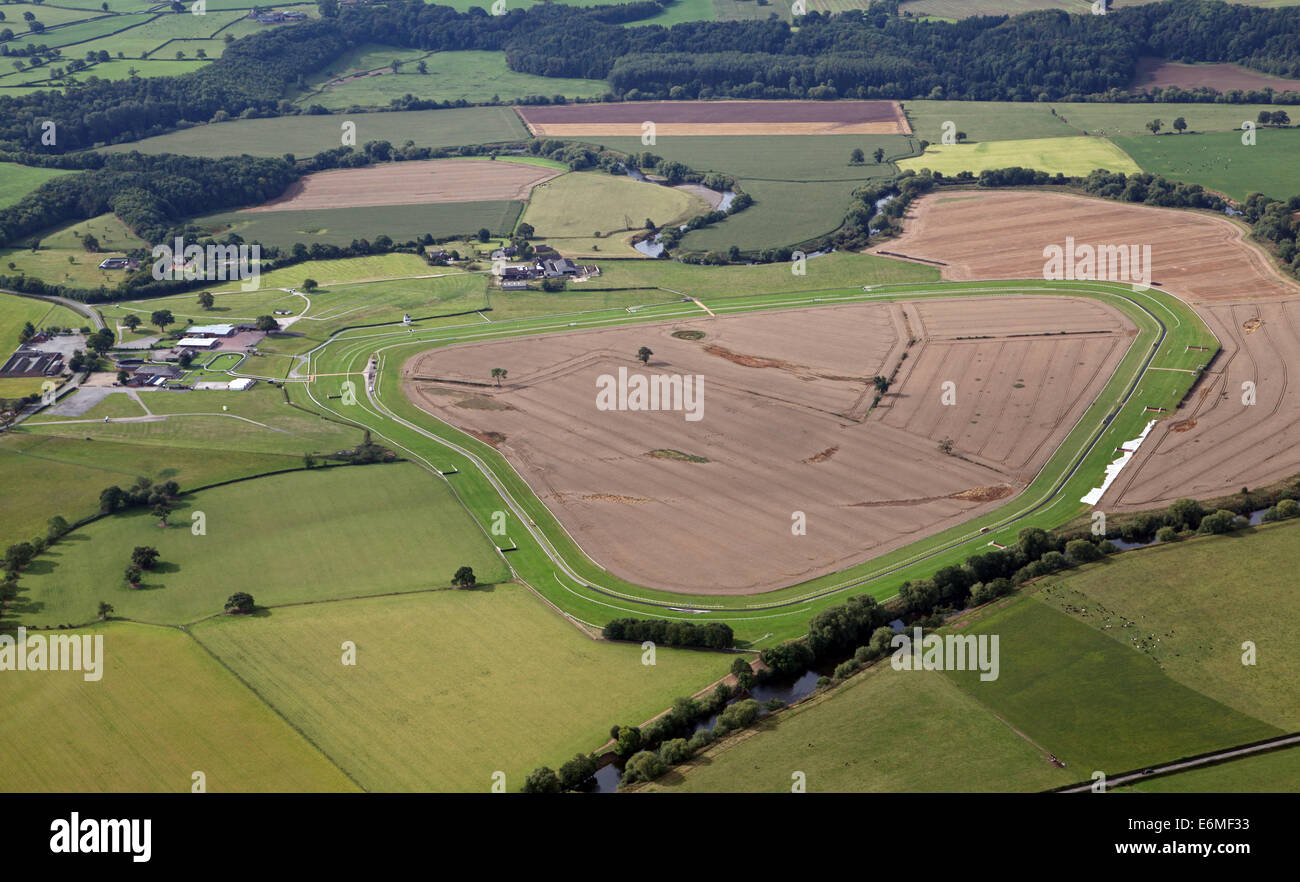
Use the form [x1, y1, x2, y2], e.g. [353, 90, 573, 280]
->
[186, 324, 236, 338]
[97, 257, 137, 270]
[501, 281, 529, 291]
[177, 337, 221, 349]
[229, 378, 256, 391]
[0, 348, 64, 378]
[128, 364, 182, 387]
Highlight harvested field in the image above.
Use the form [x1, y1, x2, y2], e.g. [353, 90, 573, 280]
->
[516, 100, 910, 136]
[1131, 56, 1300, 94]
[873, 190, 1300, 304]
[403, 298, 1133, 594]
[1106, 299, 1300, 509]
[243, 159, 562, 212]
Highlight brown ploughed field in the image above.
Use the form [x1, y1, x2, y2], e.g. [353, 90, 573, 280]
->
[515, 100, 911, 137]
[1131, 56, 1300, 94]
[1107, 299, 1300, 510]
[873, 188, 1300, 509]
[872, 190, 1297, 304]
[403, 298, 1132, 595]
[241, 159, 562, 212]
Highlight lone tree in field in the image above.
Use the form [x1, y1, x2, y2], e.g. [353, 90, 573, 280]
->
[197, 291, 214, 310]
[637, 346, 653, 364]
[131, 546, 159, 570]
[872, 375, 889, 394]
[225, 592, 256, 614]
[938, 437, 955, 455]
[491, 367, 507, 387]
[97, 601, 114, 621]
[873, 146, 885, 163]
[302, 278, 318, 292]
[849, 148, 865, 164]
[122, 314, 141, 333]
[1146, 118, 1163, 134]
[152, 500, 172, 526]
[124, 565, 142, 587]
[150, 309, 174, 333]
[452, 566, 476, 588]
[1173, 117, 1187, 134]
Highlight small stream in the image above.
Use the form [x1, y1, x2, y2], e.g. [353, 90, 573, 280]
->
[1109, 506, 1270, 551]
[588, 668, 824, 792]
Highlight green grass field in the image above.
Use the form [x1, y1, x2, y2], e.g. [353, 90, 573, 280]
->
[0, 622, 358, 792]
[0, 162, 74, 209]
[899, 135, 1141, 177]
[903, 100, 1080, 143]
[0, 292, 84, 349]
[191, 586, 735, 791]
[102, 106, 529, 158]
[11, 462, 508, 628]
[589, 133, 912, 250]
[522, 171, 707, 243]
[1132, 746, 1300, 793]
[646, 663, 1076, 792]
[944, 594, 1278, 774]
[1116, 128, 1300, 201]
[0, 431, 312, 552]
[1036, 519, 1300, 730]
[35, 212, 148, 252]
[298, 49, 607, 109]
[196, 201, 524, 248]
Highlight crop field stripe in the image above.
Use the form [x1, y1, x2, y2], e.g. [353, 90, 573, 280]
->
[288, 277, 1213, 643]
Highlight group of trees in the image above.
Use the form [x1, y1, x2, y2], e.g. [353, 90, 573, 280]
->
[601, 617, 735, 649]
[98, 475, 180, 515]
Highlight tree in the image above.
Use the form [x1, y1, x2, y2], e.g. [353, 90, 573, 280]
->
[521, 766, 561, 793]
[452, 566, 476, 588]
[82, 233, 100, 252]
[477, 228, 491, 243]
[98, 485, 125, 512]
[872, 375, 889, 393]
[849, 147, 865, 164]
[937, 437, 954, 455]
[621, 750, 667, 785]
[303, 453, 316, 469]
[255, 315, 280, 333]
[150, 309, 175, 332]
[516, 222, 533, 239]
[122, 314, 141, 332]
[124, 565, 142, 587]
[1173, 116, 1187, 134]
[416, 59, 427, 74]
[1065, 539, 1102, 564]
[490, 367, 507, 387]
[637, 346, 653, 364]
[613, 725, 642, 758]
[97, 600, 114, 620]
[197, 291, 214, 310]
[301, 278, 318, 292]
[225, 592, 256, 614]
[1258, 110, 1273, 126]
[1146, 119, 1162, 134]
[131, 546, 160, 570]
[1167, 497, 1204, 531]
[17, 320, 35, 344]
[557, 753, 597, 790]
[872, 146, 885, 163]
[117, 369, 129, 384]
[46, 515, 70, 541]
[152, 500, 172, 525]
[87, 327, 114, 354]
[1272, 110, 1291, 126]
[4, 542, 36, 572]
[1198, 510, 1239, 535]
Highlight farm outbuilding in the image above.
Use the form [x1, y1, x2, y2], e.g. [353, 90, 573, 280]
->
[177, 337, 220, 349]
